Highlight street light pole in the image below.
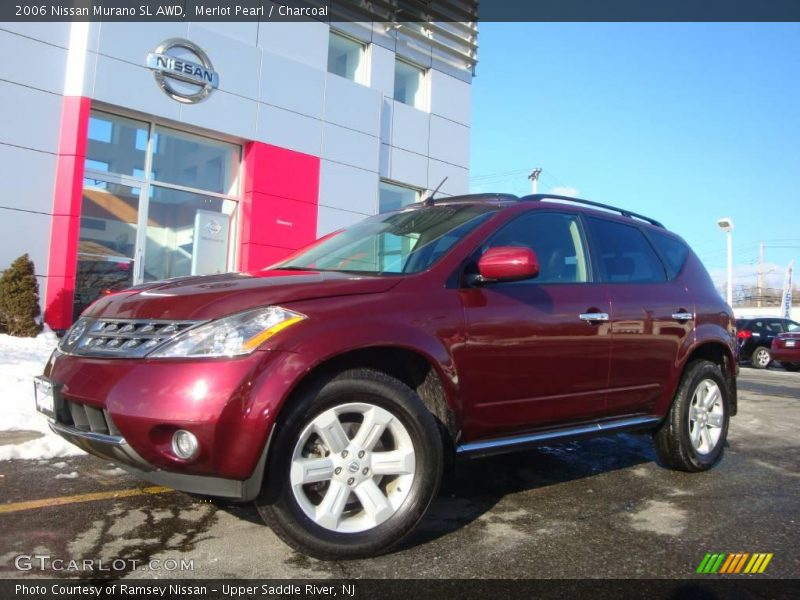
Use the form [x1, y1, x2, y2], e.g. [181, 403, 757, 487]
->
[716, 217, 734, 307]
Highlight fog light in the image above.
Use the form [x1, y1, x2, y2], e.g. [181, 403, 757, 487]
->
[171, 430, 198, 460]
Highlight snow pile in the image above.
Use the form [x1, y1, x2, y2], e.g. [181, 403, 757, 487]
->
[0, 330, 85, 460]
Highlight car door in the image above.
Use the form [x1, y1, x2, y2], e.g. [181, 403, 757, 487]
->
[584, 217, 693, 417]
[457, 210, 612, 440]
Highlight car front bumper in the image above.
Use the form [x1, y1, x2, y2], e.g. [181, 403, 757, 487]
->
[48, 419, 271, 500]
[41, 348, 301, 500]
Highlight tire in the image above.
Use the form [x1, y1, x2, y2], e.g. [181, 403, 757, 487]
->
[782, 362, 800, 372]
[255, 368, 444, 559]
[751, 346, 772, 369]
[653, 360, 730, 472]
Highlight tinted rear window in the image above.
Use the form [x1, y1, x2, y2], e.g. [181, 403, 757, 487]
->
[647, 230, 690, 279]
[586, 218, 667, 283]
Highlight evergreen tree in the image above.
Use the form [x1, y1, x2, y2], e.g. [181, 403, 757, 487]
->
[0, 254, 42, 337]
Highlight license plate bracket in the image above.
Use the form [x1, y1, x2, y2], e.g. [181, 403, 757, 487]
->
[34, 376, 58, 419]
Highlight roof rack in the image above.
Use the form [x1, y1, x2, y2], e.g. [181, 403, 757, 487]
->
[413, 193, 520, 207]
[519, 194, 665, 228]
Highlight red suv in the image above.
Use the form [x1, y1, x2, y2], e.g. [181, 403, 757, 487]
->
[36, 194, 738, 559]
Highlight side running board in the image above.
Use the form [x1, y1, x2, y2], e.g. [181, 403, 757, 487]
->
[456, 416, 661, 458]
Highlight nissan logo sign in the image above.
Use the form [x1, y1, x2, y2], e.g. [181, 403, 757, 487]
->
[146, 38, 219, 104]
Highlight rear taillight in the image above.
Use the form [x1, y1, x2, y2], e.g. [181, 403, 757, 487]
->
[737, 330, 752, 339]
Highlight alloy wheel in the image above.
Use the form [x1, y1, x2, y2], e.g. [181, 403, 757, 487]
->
[688, 379, 725, 455]
[753, 347, 771, 368]
[290, 402, 416, 533]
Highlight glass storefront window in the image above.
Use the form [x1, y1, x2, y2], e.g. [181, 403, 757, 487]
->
[394, 59, 427, 109]
[76, 111, 241, 318]
[379, 180, 421, 213]
[144, 187, 236, 282]
[328, 31, 366, 83]
[74, 179, 139, 318]
[86, 113, 148, 177]
[150, 126, 240, 195]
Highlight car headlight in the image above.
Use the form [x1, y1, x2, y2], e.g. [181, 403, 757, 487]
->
[147, 306, 306, 358]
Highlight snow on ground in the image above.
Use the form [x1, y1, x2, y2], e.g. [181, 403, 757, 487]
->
[0, 330, 85, 460]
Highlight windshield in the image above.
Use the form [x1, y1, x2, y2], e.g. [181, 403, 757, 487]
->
[274, 204, 498, 275]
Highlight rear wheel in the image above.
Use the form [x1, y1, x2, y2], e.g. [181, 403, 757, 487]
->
[751, 346, 772, 369]
[654, 360, 730, 472]
[255, 369, 443, 559]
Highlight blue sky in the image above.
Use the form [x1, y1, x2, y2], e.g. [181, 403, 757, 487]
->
[470, 23, 800, 290]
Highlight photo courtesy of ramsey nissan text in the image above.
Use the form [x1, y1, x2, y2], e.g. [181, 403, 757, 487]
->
[0, 1, 798, 599]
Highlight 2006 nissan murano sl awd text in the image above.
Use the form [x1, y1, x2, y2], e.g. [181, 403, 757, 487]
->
[37, 193, 737, 559]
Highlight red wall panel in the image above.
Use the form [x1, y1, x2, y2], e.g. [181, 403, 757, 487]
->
[240, 142, 320, 272]
[44, 96, 91, 331]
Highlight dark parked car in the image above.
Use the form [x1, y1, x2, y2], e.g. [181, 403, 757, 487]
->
[771, 332, 800, 371]
[736, 317, 800, 369]
[36, 193, 738, 559]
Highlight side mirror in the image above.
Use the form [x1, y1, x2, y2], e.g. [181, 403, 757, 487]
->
[477, 246, 539, 283]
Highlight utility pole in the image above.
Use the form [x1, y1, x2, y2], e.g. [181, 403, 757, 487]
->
[757, 242, 765, 308]
[528, 168, 542, 194]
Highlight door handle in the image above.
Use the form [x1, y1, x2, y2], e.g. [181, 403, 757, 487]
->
[672, 312, 693, 322]
[579, 312, 609, 323]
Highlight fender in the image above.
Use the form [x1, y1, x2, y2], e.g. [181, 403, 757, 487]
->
[653, 321, 736, 416]
[246, 284, 468, 440]
[271, 319, 462, 418]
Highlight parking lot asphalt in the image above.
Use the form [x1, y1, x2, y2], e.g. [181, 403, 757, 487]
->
[0, 367, 797, 580]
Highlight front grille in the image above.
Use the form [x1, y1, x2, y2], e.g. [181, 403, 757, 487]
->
[60, 399, 121, 436]
[64, 318, 203, 358]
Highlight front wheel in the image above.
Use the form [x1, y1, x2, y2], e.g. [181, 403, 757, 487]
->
[654, 360, 730, 472]
[255, 369, 443, 559]
[751, 346, 772, 369]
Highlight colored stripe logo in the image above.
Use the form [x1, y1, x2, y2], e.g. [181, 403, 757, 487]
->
[696, 552, 773, 574]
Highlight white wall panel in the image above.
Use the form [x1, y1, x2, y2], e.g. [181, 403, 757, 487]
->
[0, 32, 67, 94]
[428, 159, 469, 196]
[323, 74, 381, 136]
[0, 23, 71, 48]
[189, 21, 258, 46]
[322, 123, 379, 173]
[179, 91, 258, 141]
[390, 147, 428, 189]
[316, 206, 367, 237]
[0, 145, 56, 215]
[93, 55, 181, 121]
[380, 98, 393, 145]
[430, 69, 472, 126]
[256, 104, 322, 156]
[319, 160, 378, 215]
[429, 115, 470, 168]
[261, 52, 325, 119]
[0, 81, 62, 154]
[187, 24, 261, 100]
[0, 208, 51, 273]
[97, 23, 189, 65]
[391, 100, 430, 156]
[257, 17, 329, 71]
[368, 44, 395, 98]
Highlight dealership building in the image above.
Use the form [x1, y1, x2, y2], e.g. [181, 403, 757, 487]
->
[0, 7, 477, 330]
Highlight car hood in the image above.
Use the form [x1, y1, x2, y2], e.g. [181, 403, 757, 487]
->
[83, 270, 403, 321]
